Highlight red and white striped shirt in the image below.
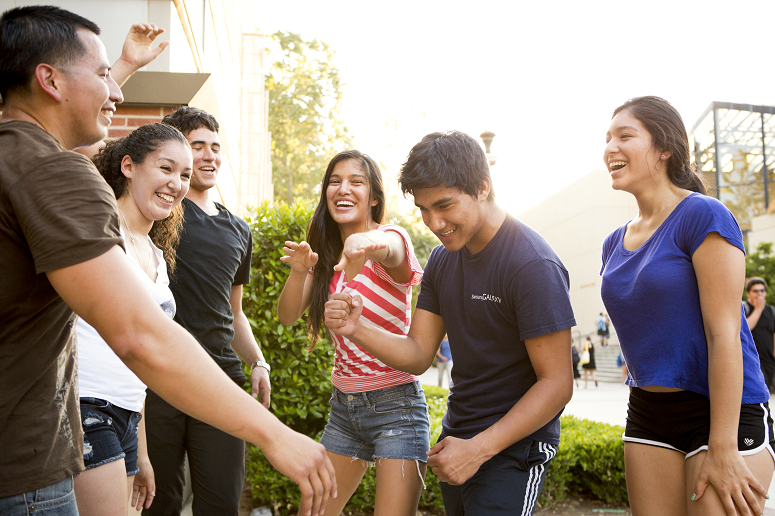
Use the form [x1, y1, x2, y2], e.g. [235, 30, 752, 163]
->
[329, 224, 423, 393]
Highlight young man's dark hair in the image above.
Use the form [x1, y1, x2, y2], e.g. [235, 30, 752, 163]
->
[747, 277, 768, 292]
[399, 130, 494, 201]
[162, 105, 219, 135]
[0, 5, 100, 99]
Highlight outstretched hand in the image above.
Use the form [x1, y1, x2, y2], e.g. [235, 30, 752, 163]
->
[119, 23, 169, 71]
[335, 233, 387, 282]
[281, 241, 319, 273]
[261, 428, 337, 516]
[324, 293, 363, 337]
[691, 447, 767, 516]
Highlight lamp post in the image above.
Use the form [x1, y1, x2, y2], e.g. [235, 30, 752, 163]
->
[480, 130, 497, 166]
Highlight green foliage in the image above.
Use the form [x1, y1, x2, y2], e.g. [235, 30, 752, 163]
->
[241, 201, 334, 437]
[266, 31, 351, 205]
[745, 242, 775, 305]
[539, 416, 627, 507]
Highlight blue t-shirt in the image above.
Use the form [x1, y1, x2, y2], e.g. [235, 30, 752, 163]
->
[439, 340, 452, 361]
[601, 193, 768, 403]
[418, 215, 576, 444]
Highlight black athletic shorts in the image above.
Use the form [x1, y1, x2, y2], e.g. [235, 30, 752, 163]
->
[623, 387, 775, 459]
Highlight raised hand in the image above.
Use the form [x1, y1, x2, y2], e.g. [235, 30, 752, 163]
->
[325, 293, 364, 337]
[281, 241, 319, 273]
[119, 23, 169, 71]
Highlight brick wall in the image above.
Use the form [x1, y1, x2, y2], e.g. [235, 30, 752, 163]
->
[108, 105, 183, 139]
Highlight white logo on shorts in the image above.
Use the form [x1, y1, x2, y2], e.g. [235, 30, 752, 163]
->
[744, 437, 754, 447]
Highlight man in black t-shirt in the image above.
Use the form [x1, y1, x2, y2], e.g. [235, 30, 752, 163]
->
[144, 107, 271, 516]
[744, 277, 775, 393]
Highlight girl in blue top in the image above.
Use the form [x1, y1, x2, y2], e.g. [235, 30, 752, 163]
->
[601, 96, 773, 516]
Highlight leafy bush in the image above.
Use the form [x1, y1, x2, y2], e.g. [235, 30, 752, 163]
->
[539, 416, 627, 507]
[746, 241, 775, 305]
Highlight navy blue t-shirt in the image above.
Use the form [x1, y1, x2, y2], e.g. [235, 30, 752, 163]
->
[601, 193, 768, 403]
[417, 215, 576, 444]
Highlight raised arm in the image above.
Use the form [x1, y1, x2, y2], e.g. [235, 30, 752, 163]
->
[324, 293, 444, 374]
[336, 230, 413, 283]
[111, 23, 169, 87]
[277, 241, 317, 325]
[691, 233, 767, 516]
[48, 246, 336, 516]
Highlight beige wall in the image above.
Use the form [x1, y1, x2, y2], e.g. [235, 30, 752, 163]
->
[0, 0, 272, 214]
[750, 213, 775, 252]
[517, 169, 639, 343]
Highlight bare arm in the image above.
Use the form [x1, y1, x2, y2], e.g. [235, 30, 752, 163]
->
[746, 299, 765, 330]
[110, 23, 169, 86]
[277, 241, 317, 325]
[48, 246, 335, 516]
[230, 284, 271, 408]
[336, 230, 413, 284]
[132, 405, 155, 511]
[427, 329, 573, 485]
[691, 233, 767, 515]
[325, 294, 445, 374]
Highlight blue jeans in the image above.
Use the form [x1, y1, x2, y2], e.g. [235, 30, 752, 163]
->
[321, 381, 430, 462]
[0, 476, 78, 515]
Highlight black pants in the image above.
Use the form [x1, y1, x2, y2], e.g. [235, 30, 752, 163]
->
[142, 389, 244, 516]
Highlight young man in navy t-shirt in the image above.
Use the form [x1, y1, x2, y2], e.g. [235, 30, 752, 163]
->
[325, 131, 575, 515]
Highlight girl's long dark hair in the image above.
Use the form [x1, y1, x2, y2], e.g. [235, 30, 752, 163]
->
[306, 150, 385, 349]
[613, 96, 706, 195]
[93, 123, 190, 272]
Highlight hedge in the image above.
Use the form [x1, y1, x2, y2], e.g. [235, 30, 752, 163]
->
[241, 201, 628, 513]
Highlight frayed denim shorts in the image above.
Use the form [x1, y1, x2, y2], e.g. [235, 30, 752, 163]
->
[79, 397, 142, 475]
[320, 381, 431, 463]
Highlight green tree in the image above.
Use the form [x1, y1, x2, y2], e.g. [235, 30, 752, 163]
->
[746, 241, 775, 305]
[266, 31, 351, 204]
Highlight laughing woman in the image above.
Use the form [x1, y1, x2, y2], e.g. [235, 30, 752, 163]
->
[277, 150, 430, 516]
[74, 124, 191, 516]
[601, 96, 774, 516]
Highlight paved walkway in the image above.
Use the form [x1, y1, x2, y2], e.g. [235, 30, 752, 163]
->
[419, 367, 775, 511]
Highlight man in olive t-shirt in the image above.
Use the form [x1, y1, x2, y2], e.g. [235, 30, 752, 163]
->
[1, 6, 335, 514]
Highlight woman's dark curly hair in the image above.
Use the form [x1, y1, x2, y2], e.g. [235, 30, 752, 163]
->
[93, 123, 190, 272]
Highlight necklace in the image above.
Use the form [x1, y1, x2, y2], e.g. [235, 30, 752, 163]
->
[118, 205, 152, 276]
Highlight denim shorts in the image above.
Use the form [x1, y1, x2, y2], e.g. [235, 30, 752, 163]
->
[320, 381, 431, 463]
[79, 397, 142, 475]
[0, 476, 78, 515]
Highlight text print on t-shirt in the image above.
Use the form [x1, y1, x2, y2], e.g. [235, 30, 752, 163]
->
[471, 293, 501, 303]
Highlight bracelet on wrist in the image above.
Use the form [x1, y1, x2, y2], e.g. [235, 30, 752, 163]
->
[250, 360, 271, 373]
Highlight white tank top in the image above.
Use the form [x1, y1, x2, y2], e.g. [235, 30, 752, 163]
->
[77, 229, 175, 412]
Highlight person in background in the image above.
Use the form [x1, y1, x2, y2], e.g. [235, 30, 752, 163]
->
[601, 96, 772, 516]
[436, 334, 452, 388]
[743, 277, 775, 394]
[571, 340, 581, 388]
[75, 123, 191, 515]
[596, 312, 610, 346]
[582, 336, 597, 388]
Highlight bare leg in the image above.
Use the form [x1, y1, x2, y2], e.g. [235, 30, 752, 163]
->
[374, 459, 427, 516]
[685, 449, 774, 516]
[74, 458, 129, 516]
[321, 451, 369, 516]
[584, 369, 589, 388]
[624, 442, 687, 516]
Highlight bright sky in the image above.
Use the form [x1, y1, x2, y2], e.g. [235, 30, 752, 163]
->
[255, 0, 775, 215]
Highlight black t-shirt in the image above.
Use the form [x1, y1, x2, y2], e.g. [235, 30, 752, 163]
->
[170, 198, 252, 381]
[417, 215, 576, 444]
[744, 301, 775, 375]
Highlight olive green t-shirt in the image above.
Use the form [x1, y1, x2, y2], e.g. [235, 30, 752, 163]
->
[0, 120, 122, 497]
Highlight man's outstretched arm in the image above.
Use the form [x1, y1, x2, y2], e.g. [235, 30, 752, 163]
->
[48, 246, 335, 516]
[324, 292, 445, 374]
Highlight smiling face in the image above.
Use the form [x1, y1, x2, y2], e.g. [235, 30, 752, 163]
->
[413, 183, 490, 253]
[604, 110, 668, 194]
[185, 127, 221, 193]
[325, 159, 377, 233]
[61, 30, 123, 149]
[121, 140, 192, 223]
